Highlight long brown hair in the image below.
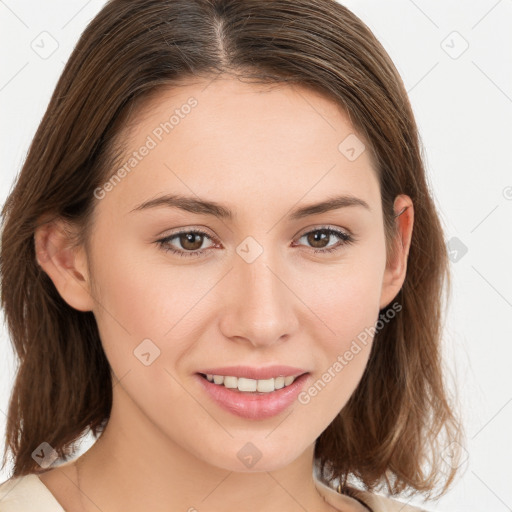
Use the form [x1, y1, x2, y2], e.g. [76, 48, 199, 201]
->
[0, 0, 464, 500]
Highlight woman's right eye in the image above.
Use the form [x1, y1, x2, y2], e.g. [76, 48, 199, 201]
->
[155, 229, 217, 258]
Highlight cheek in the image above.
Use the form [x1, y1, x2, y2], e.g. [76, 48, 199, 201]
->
[296, 250, 385, 407]
[335, 275, 382, 344]
[87, 252, 193, 419]
[295, 271, 382, 421]
[301, 259, 384, 345]
[318, 276, 379, 383]
[89, 235, 185, 337]
[88, 238, 217, 385]
[85, 237, 168, 371]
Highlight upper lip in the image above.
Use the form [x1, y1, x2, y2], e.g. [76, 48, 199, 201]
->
[197, 365, 308, 380]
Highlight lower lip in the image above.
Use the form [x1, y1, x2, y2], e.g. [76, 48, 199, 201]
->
[195, 373, 310, 420]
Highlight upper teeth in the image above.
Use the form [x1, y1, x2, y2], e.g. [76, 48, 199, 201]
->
[205, 374, 297, 392]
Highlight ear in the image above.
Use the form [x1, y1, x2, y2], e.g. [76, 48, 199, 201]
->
[379, 194, 414, 310]
[34, 217, 95, 312]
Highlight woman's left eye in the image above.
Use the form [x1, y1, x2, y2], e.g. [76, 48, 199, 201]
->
[155, 226, 355, 259]
[294, 227, 355, 254]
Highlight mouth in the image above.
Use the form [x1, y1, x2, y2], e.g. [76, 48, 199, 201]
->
[195, 371, 311, 420]
[196, 372, 308, 394]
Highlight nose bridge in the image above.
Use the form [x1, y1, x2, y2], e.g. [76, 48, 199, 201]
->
[219, 238, 298, 346]
[242, 250, 282, 309]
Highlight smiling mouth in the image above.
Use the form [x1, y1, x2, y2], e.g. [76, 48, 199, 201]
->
[197, 372, 307, 394]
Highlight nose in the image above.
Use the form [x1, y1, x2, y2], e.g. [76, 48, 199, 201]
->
[218, 245, 300, 348]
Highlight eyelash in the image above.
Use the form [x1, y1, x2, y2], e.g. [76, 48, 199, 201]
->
[156, 226, 355, 259]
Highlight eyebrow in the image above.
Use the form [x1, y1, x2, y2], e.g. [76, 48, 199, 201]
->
[129, 193, 371, 220]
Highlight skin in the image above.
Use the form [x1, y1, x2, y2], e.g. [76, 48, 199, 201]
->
[35, 76, 414, 512]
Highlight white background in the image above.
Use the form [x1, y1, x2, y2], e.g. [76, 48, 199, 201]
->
[1, 1, 511, 511]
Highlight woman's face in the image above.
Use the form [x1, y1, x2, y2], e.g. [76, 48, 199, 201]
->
[60, 77, 407, 472]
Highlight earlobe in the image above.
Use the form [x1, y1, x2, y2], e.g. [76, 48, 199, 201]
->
[34, 219, 95, 312]
[379, 195, 414, 310]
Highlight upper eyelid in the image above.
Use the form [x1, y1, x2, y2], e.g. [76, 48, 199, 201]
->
[295, 224, 351, 238]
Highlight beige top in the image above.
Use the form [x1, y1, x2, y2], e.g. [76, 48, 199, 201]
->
[313, 476, 429, 512]
[0, 472, 429, 511]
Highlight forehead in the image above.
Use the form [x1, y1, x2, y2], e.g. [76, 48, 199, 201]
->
[100, 77, 380, 219]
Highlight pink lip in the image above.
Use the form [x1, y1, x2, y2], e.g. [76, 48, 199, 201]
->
[197, 365, 307, 380]
[195, 372, 310, 420]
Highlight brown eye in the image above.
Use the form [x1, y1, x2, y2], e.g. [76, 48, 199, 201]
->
[156, 229, 217, 258]
[178, 232, 205, 251]
[295, 227, 355, 254]
[305, 230, 331, 249]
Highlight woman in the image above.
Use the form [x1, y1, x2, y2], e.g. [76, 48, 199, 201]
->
[0, 0, 464, 511]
